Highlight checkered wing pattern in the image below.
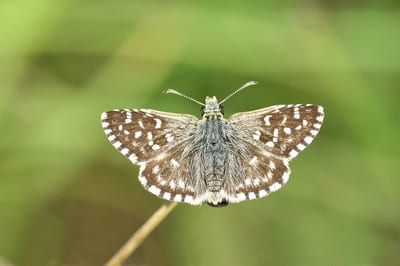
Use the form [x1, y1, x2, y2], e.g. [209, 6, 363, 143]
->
[223, 104, 324, 202]
[223, 144, 291, 203]
[101, 109, 205, 203]
[101, 102, 324, 206]
[101, 109, 198, 163]
[229, 104, 324, 159]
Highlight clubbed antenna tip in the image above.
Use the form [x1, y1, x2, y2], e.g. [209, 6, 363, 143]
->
[219, 81, 258, 104]
[163, 88, 205, 106]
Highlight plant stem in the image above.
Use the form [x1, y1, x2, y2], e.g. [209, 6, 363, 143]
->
[105, 201, 178, 266]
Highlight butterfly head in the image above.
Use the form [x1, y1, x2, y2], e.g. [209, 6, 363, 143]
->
[201, 96, 224, 118]
[164, 80, 257, 118]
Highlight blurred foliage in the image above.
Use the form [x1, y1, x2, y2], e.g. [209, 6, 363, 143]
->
[0, 0, 399, 265]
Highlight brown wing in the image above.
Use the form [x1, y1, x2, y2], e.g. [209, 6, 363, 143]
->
[101, 108, 198, 163]
[229, 104, 324, 159]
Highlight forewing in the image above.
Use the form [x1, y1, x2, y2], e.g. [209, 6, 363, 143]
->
[101, 109, 198, 164]
[229, 104, 324, 159]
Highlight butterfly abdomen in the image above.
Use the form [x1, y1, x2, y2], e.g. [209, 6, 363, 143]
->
[200, 117, 231, 206]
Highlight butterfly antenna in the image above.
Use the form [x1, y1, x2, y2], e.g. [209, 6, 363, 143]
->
[163, 89, 205, 106]
[219, 81, 258, 104]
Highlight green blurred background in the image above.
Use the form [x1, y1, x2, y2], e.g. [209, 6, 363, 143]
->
[1, 1, 399, 265]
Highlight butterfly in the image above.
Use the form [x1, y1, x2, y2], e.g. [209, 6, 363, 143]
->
[101, 81, 324, 206]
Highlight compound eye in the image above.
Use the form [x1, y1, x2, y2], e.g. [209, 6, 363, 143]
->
[201, 105, 205, 116]
[219, 104, 224, 115]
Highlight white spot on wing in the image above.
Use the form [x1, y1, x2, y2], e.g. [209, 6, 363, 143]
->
[236, 193, 246, 201]
[283, 127, 291, 134]
[248, 192, 256, 200]
[125, 118, 132, 123]
[269, 182, 282, 192]
[152, 165, 159, 174]
[174, 194, 182, 201]
[149, 185, 161, 196]
[273, 128, 279, 137]
[249, 156, 258, 165]
[282, 170, 290, 183]
[138, 175, 147, 185]
[294, 107, 300, 119]
[252, 130, 261, 141]
[264, 115, 271, 125]
[165, 133, 172, 138]
[289, 149, 298, 158]
[304, 136, 313, 144]
[121, 148, 129, 155]
[184, 195, 194, 204]
[138, 120, 144, 128]
[267, 171, 273, 179]
[101, 122, 109, 128]
[178, 179, 185, 189]
[129, 153, 137, 163]
[236, 183, 244, 190]
[152, 144, 160, 150]
[266, 141, 274, 148]
[135, 131, 142, 138]
[269, 160, 276, 170]
[297, 143, 306, 150]
[147, 132, 153, 140]
[258, 189, 268, 197]
[154, 118, 162, 129]
[253, 134, 260, 141]
[113, 141, 122, 149]
[171, 159, 180, 167]
[245, 178, 251, 186]
[163, 192, 171, 200]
